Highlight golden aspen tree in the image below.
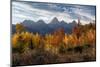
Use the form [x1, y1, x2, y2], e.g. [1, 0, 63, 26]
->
[16, 23, 25, 33]
[12, 33, 20, 48]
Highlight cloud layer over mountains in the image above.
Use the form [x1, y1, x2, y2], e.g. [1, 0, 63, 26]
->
[12, 1, 96, 24]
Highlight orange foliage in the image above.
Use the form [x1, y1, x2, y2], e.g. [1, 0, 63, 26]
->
[12, 23, 96, 53]
[12, 33, 20, 48]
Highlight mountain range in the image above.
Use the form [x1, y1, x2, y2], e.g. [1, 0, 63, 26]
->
[12, 17, 77, 35]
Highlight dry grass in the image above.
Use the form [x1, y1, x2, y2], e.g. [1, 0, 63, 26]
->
[12, 44, 96, 66]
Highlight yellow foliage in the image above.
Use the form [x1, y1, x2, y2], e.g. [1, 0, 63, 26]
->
[16, 23, 25, 33]
[68, 34, 78, 47]
[21, 32, 32, 42]
[12, 23, 96, 53]
[86, 29, 96, 45]
[63, 34, 69, 45]
[45, 34, 54, 45]
[12, 33, 20, 48]
[32, 33, 41, 46]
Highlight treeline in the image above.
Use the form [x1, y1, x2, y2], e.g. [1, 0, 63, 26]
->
[12, 23, 96, 66]
[12, 23, 96, 54]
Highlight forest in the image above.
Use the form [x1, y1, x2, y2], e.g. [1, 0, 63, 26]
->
[12, 22, 96, 66]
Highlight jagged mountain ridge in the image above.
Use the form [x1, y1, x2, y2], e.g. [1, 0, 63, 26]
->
[12, 17, 77, 35]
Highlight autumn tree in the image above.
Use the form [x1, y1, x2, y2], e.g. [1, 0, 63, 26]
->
[32, 33, 41, 48]
[52, 28, 65, 46]
[12, 33, 25, 53]
[21, 32, 33, 49]
[16, 23, 25, 33]
[72, 26, 81, 39]
[44, 34, 54, 52]
[12, 33, 20, 48]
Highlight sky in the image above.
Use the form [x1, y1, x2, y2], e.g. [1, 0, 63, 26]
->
[12, 1, 96, 24]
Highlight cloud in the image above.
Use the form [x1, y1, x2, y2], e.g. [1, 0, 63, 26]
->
[12, 1, 96, 25]
[12, 1, 71, 24]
